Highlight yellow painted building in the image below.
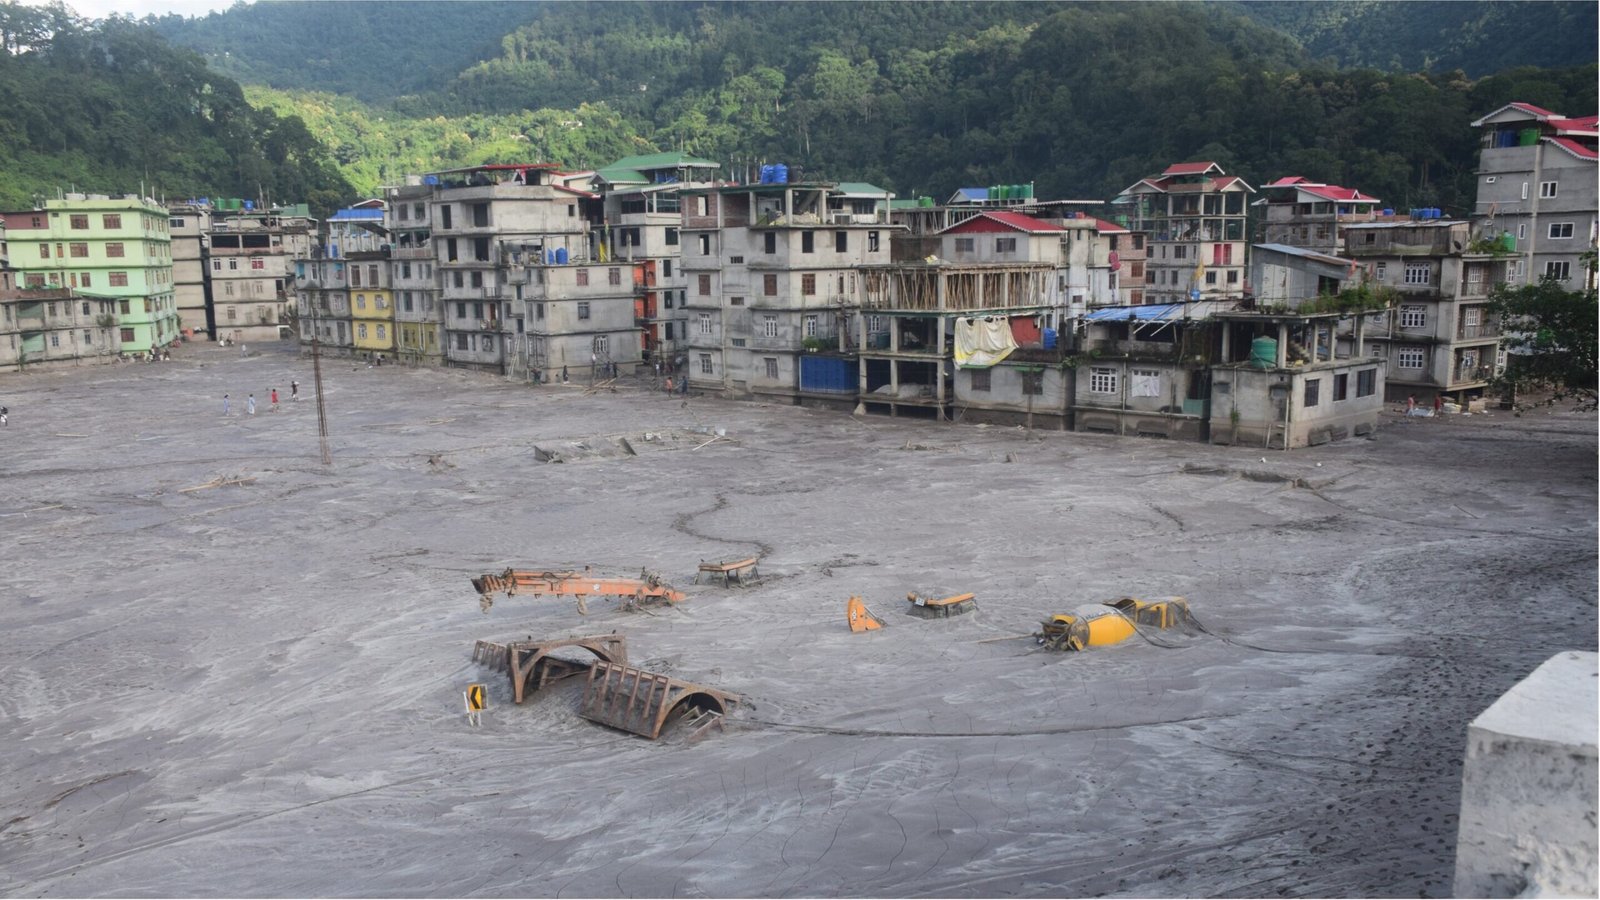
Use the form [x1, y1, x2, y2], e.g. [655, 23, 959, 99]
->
[351, 287, 395, 356]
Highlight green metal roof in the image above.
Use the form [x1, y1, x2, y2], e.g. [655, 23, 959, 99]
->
[835, 182, 892, 196]
[597, 151, 720, 184]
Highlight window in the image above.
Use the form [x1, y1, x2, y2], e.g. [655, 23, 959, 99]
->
[1397, 347, 1424, 369]
[729, 255, 744, 264]
[835, 231, 847, 252]
[120, 327, 135, 342]
[1204, 271, 1217, 285]
[995, 237, 1017, 253]
[1404, 264, 1431, 285]
[1131, 368, 1160, 397]
[39, 243, 49, 258]
[576, 269, 589, 286]
[1539, 181, 1557, 199]
[577, 301, 590, 320]
[1021, 369, 1044, 395]
[1548, 222, 1574, 239]
[65, 242, 89, 258]
[698, 234, 711, 255]
[801, 274, 816, 296]
[81, 301, 91, 315]
[252, 257, 265, 270]
[102, 214, 121, 229]
[1173, 245, 1187, 260]
[728, 296, 743, 307]
[1400, 306, 1425, 328]
[1303, 378, 1320, 407]
[764, 233, 776, 254]
[763, 274, 778, 296]
[109, 272, 128, 286]
[804, 315, 818, 337]
[535, 302, 544, 320]
[762, 315, 778, 338]
[1090, 367, 1117, 394]
[456, 333, 469, 350]
[970, 369, 991, 392]
[608, 268, 621, 285]
[698, 274, 711, 295]
[1227, 270, 1238, 284]
[955, 237, 975, 253]
[802, 232, 814, 253]
[83, 330, 91, 344]
[1463, 307, 1482, 327]
[1357, 369, 1376, 397]
[765, 357, 779, 379]
[1545, 261, 1572, 280]
[699, 353, 713, 374]
[1517, 224, 1526, 240]
[470, 272, 483, 289]
[106, 242, 124, 258]
[355, 294, 366, 310]
[662, 260, 672, 278]
[1333, 373, 1349, 402]
[696, 196, 708, 216]
[665, 227, 679, 246]
[70, 214, 88, 229]
[665, 293, 675, 309]
[699, 313, 712, 334]
[868, 231, 880, 252]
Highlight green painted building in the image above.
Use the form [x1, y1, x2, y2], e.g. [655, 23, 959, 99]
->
[7, 195, 177, 353]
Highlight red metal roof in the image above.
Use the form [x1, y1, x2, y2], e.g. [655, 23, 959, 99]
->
[1090, 217, 1128, 234]
[1549, 116, 1599, 135]
[1511, 102, 1558, 118]
[1546, 137, 1599, 161]
[1300, 184, 1381, 203]
[1264, 176, 1314, 188]
[939, 210, 1063, 235]
[1162, 161, 1223, 176]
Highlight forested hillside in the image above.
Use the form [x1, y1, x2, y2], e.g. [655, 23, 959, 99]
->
[13, 0, 1598, 218]
[0, 2, 352, 213]
[1231, 0, 1599, 76]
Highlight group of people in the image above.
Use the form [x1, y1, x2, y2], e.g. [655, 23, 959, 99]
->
[223, 381, 298, 416]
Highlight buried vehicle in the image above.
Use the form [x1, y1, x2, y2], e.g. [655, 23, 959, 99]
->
[1037, 596, 1195, 651]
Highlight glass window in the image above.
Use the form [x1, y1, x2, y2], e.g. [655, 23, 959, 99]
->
[1090, 367, 1117, 394]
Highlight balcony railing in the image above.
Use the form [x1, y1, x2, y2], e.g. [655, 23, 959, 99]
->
[1457, 323, 1500, 339]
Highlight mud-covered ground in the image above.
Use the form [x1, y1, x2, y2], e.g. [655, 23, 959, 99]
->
[1, 342, 1594, 898]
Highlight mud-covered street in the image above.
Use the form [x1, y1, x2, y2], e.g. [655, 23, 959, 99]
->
[2, 342, 1594, 897]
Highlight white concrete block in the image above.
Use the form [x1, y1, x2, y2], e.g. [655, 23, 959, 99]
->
[1454, 651, 1599, 897]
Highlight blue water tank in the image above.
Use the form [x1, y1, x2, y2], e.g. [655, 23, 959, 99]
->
[759, 165, 774, 184]
[423, 175, 439, 185]
[1042, 328, 1058, 350]
[1382, 208, 1394, 216]
[773, 164, 788, 184]
[555, 247, 569, 264]
[544, 249, 555, 264]
[244, 200, 254, 211]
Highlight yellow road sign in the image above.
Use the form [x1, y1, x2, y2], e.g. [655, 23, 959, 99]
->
[467, 683, 487, 711]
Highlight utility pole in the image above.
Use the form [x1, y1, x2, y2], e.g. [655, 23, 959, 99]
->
[309, 242, 332, 466]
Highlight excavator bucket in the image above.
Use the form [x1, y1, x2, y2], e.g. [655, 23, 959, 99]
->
[847, 596, 884, 632]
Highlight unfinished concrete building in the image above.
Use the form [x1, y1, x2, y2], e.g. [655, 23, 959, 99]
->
[1117, 161, 1253, 305]
[208, 203, 314, 345]
[596, 152, 720, 370]
[1342, 219, 1507, 405]
[1257, 177, 1384, 256]
[679, 180, 895, 401]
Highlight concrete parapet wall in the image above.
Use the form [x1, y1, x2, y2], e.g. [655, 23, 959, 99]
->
[1454, 651, 1598, 898]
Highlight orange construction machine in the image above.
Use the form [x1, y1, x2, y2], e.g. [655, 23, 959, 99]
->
[472, 567, 687, 614]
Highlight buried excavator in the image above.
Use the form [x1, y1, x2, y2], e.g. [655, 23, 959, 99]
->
[471, 567, 687, 614]
[1036, 596, 1197, 651]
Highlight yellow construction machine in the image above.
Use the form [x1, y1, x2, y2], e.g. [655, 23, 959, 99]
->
[1036, 596, 1193, 651]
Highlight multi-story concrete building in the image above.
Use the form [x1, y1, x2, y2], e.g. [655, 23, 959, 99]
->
[385, 183, 443, 365]
[1470, 102, 1598, 291]
[425, 164, 595, 375]
[1342, 218, 1507, 404]
[596, 152, 719, 370]
[207, 203, 314, 344]
[4, 195, 176, 354]
[1117, 162, 1253, 305]
[1257, 177, 1383, 255]
[860, 210, 1069, 424]
[0, 286, 121, 370]
[348, 250, 395, 360]
[295, 205, 386, 356]
[166, 202, 213, 338]
[679, 180, 895, 400]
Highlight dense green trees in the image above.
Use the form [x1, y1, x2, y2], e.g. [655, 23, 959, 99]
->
[1490, 268, 1599, 410]
[11, 1, 1598, 211]
[0, 2, 352, 213]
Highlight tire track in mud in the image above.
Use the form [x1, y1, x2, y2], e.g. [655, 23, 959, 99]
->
[671, 493, 775, 559]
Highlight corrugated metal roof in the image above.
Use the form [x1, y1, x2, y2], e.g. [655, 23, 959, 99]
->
[938, 210, 1063, 235]
[1547, 136, 1598, 160]
[835, 182, 892, 196]
[1162, 161, 1223, 176]
[1252, 242, 1357, 268]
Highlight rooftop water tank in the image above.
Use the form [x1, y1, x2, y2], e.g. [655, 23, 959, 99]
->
[555, 247, 569, 264]
[1248, 336, 1278, 370]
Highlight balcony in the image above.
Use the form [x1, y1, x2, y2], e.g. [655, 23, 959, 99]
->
[1457, 323, 1501, 340]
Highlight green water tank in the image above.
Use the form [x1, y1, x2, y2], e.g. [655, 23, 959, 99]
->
[1518, 128, 1539, 146]
[1500, 232, 1516, 251]
[1248, 336, 1278, 369]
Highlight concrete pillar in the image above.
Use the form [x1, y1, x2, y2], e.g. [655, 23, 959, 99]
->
[1454, 651, 1598, 898]
[1220, 322, 1231, 362]
[1276, 322, 1288, 368]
